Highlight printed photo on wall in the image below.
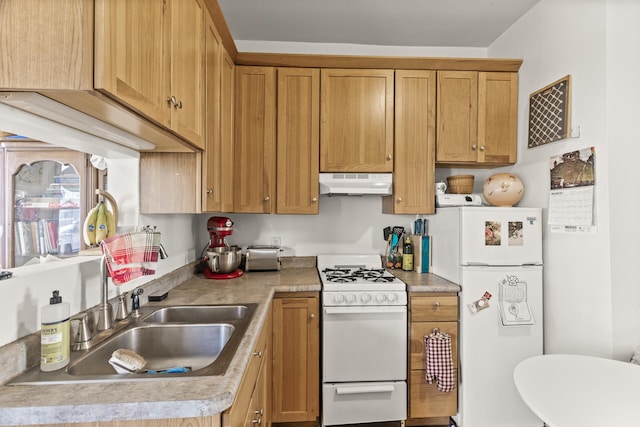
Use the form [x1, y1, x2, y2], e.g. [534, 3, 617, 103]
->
[485, 221, 501, 246]
[509, 221, 524, 246]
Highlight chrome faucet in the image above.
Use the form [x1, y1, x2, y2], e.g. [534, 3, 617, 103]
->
[96, 255, 114, 332]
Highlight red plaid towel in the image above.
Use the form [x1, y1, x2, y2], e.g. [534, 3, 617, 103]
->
[424, 332, 455, 392]
[100, 232, 161, 285]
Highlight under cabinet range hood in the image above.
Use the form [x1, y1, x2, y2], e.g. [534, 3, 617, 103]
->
[319, 173, 393, 196]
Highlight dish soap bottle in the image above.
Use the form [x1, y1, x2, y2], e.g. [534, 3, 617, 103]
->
[402, 237, 413, 271]
[40, 290, 70, 372]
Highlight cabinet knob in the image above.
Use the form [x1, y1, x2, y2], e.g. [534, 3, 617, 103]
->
[471, 144, 477, 150]
[206, 189, 214, 195]
[252, 418, 262, 425]
[480, 145, 486, 151]
[253, 349, 263, 358]
[264, 196, 270, 202]
[310, 313, 316, 319]
[386, 154, 393, 161]
[434, 301, 441, 308]
[166, 95, 177, 106]
[396, 197, 402, 203]
[254, 409, 264, 416]
[311, 197, 317, 203]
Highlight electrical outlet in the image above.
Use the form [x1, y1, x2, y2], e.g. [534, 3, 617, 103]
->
[271, 236, 281, 247]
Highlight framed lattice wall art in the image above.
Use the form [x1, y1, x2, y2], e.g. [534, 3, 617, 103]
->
[528, 75, 571, 148]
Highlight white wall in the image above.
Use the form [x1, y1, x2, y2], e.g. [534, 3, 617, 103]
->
[487, 0, 640, 359]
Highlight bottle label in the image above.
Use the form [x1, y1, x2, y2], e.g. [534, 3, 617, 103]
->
[41, 319, 70, 366]
[402, 254, 413, 271]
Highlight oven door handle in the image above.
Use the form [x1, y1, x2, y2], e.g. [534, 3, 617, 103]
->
[336, 385, 396, 395]
[324, 306, 406, 314]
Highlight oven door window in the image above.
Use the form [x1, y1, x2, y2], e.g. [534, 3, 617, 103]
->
[322, 305, 407, 382]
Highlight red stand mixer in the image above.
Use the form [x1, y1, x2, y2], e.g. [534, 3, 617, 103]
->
[202, 216, 243, 279]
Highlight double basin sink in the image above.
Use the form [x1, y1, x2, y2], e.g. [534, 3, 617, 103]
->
[10, 303, 257, 385]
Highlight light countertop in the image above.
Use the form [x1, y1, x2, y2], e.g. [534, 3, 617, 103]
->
[0, 259, 457, 426]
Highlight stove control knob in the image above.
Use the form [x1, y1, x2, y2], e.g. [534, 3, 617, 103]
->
[387, 293, 398, 302]
[376, 293, 387, 303]
[361, 293, 372, 303]
[334, 294, 345, 304]
[346, 293, 356, 303]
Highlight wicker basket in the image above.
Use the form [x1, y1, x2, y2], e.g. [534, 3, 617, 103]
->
[447, 175, 474, 194]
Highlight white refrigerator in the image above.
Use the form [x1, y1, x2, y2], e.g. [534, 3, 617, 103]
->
[430, 207, 544, 427]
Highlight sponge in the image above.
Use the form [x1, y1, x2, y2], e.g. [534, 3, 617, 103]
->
[109, 348, 147, 374]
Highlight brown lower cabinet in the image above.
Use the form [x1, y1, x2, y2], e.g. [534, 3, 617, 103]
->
[407, 293, 459, 425]
[271, 292, 320, 423]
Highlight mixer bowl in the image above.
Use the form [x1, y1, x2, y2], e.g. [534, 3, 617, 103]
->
[206, 247, 242, 273]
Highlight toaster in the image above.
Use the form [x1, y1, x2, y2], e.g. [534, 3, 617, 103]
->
[245, 245, 282, 271]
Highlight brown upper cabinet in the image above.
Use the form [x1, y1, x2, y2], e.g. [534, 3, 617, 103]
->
[203, 13, 223, 212]
[0, 0, 206, 152]
[383, 70, 437, 215]
[436, 71, 518, 166]
[276, 68, 320, 214]
[233, 66, 277, 214]
[95, 0, 206, 149]
[320, 69, 394, 173]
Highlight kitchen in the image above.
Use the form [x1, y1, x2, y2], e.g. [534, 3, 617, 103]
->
[0, 0, 639, 426]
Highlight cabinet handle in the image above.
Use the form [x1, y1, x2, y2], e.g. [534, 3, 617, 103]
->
[480, 145, 485, 151]
[264, 196, 270, 202]
[311, 197, 317, 203]
[253, 349, 263, 358]
[386, 154, 393, 161]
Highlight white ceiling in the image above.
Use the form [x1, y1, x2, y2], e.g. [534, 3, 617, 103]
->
[217, 0, 540, 49]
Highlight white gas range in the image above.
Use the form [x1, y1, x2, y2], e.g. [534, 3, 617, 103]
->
[317, 254, 407, 426]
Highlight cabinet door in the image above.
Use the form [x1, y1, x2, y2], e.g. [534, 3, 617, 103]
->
[94, 0, 171, 128]
[272, 295, 319, 422]
[478, 72, 518, 165]
[202, 16, 223, 212]
[219, 50, 235, 213]
[139, 153, 201, 214]
[384, 70, 436, 214]
[0, 0, 93, 90]
[276, 68, 320, 214]
[233, 66, 276, 213]
[320, 69, 394, 172]
[436, 71, 478, 163]
[170, 0, 206, 149]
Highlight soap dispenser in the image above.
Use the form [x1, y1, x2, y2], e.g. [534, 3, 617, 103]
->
[40, 290, 70, 372]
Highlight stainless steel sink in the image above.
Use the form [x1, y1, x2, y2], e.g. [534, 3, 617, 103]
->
[67, 324, 234, 375]
[141, 304, 251, 323]
[9, 303, 258, 385]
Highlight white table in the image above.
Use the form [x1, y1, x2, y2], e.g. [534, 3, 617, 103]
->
[514, 354, 640, 427]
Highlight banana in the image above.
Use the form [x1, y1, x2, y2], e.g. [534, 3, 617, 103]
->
[83, 203, 100, 246]
[105, 207, 116, 238]
[95, 202, 108, 244]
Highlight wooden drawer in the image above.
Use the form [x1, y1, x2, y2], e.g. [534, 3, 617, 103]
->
[408, 369, 458, 419]
[410, 321, 458, 371]
[410, 295, 458, 322]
